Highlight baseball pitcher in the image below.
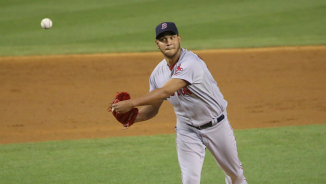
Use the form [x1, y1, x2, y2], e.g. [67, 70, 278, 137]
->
[111, 22, 247, 184]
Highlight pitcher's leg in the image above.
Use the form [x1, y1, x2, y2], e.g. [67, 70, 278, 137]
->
[205, 118, 247, 184]
[176, 128, 206, 184]
[224, 168, 246, 184]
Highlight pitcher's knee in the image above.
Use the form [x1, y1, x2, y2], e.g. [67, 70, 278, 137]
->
[225, 167, 247, 184]
[182, 171, 201, 184]
[226, 173, 247, 184]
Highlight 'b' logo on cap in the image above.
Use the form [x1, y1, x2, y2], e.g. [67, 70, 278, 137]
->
[162, 23, 167, 29]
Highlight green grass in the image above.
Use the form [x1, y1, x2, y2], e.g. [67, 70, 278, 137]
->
[0, 0, 325, 56]
[0, 124, 325, 184]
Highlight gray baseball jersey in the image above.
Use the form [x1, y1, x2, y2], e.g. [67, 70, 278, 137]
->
[149, 48, 227, 126]
[149, 48, 247, 183]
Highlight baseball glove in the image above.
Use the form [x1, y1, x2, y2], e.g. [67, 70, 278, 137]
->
[108, 92, 139, 128]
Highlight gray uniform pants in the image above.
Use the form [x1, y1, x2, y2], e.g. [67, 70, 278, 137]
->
[176, 115, 247, 184]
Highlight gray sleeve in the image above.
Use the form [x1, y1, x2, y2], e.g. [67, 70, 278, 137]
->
[172, 59, 203, 84]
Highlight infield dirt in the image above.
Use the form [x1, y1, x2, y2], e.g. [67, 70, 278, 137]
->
[1, 46, 325, 144]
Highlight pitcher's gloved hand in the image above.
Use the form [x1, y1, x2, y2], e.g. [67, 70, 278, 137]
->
[108, 92, 139, 128]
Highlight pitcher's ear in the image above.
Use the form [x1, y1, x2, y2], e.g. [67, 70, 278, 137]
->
[155, 40, 159, 49]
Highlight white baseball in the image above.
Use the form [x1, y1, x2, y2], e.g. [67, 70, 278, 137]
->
[41, 18, 52, 29]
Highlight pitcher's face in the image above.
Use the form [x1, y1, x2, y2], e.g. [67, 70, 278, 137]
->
[155, 32, 181, 59]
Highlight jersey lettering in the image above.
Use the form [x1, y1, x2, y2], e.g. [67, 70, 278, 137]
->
[174, 64, 183, 75]
[169, 86, 192, 98]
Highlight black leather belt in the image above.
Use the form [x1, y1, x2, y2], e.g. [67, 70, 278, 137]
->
[189, 114, 225, 130]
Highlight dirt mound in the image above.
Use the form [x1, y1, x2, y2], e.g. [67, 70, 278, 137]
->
[1, 46, 325, 144]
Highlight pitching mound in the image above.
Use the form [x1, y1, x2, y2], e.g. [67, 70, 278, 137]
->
[0, 46, 325, 144]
